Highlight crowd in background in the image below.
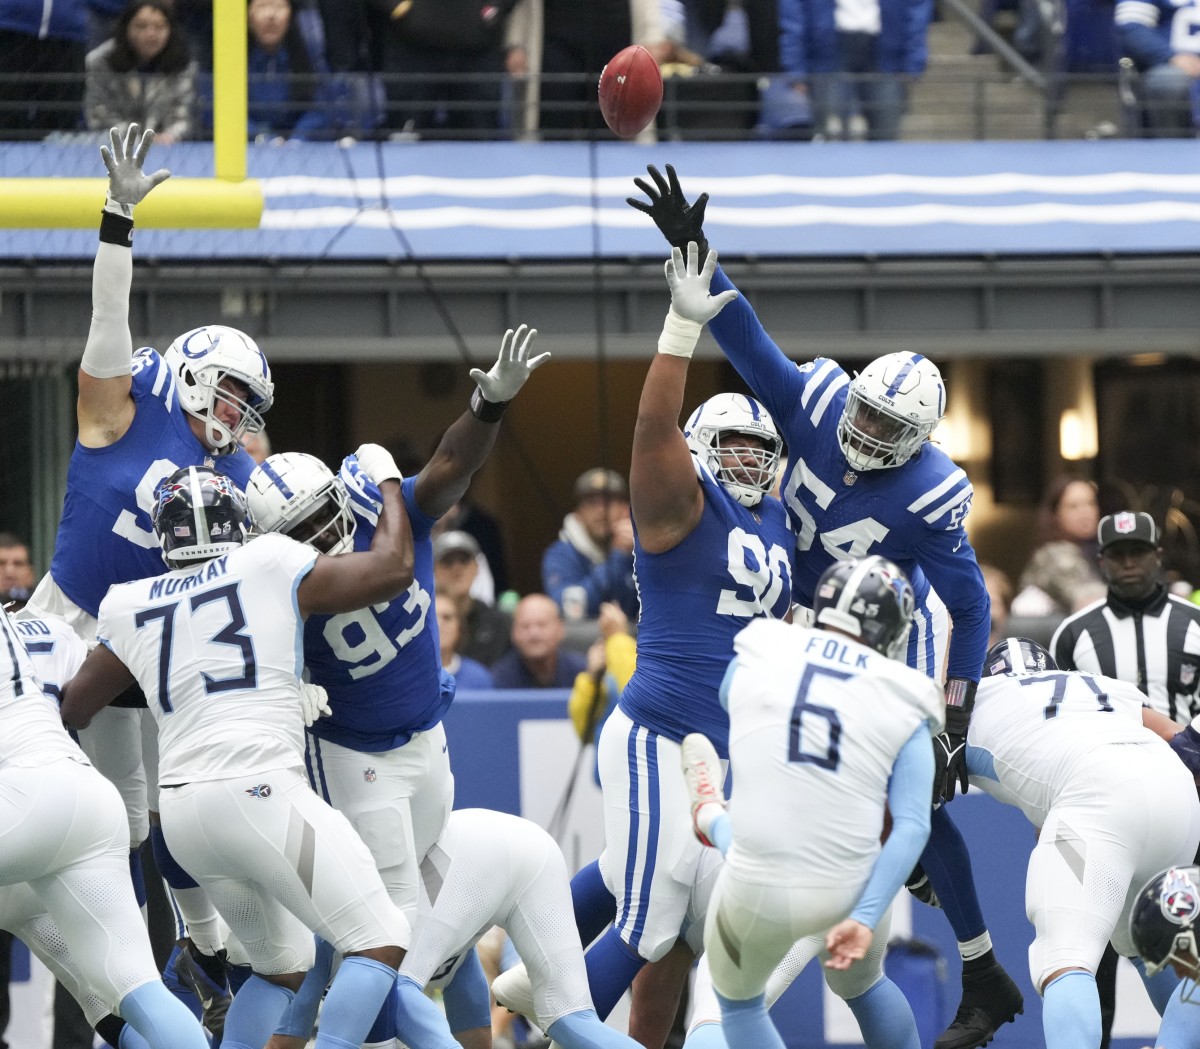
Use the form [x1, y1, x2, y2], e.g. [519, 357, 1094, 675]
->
[0, 0, 1197, 144]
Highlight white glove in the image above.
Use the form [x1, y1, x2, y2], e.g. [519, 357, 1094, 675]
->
[354, 443, 402, 486]
[469, 324, 551, 404]
[299, 682, 332, 727]
[665, 243, 738, 326]
[100, 124, 170, 218]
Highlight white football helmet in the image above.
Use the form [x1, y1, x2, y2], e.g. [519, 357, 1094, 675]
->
[245, 452, 356, 555]
[837, 352, 944, 471]
[163, 325, 274, 455]
[683, 393, 783, 507]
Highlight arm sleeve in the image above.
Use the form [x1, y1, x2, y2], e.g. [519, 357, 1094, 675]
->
[705, 265, 810, 434]
[850, 725, 934, 928]
[80, 242, 134, 379]
[910, 528, 990, 683]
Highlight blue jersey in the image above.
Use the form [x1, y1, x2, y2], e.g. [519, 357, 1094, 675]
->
[49, 347, 255, 618]
[303, 457, 451, 753]
[1116, 0, 1200, 69]
[707, 266, 989, 684]
[619, 462, 793, 757]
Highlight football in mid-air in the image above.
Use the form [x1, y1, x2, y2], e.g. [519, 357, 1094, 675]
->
[598, 45, 663, 139]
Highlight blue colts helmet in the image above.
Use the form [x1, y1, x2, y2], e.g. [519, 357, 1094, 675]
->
[683, 393, 783, 508]
[838, 353, 945, 471]
[246, 452, 356, 555]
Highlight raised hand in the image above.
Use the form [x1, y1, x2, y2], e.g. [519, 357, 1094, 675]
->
[99, 124, 170, 217]
[627, 163, 710, 256]
[665, 243, 738, 326]
[469, 323, 550, 405]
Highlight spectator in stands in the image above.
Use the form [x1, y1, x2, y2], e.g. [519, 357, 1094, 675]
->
[491, 592, 587, 688]
[0, 0, 88, 138]
[1116, 0, 1200, 137]
[374, 0, 516, 137]
[567, 601, 635, 783]
[436, 590, 495, 690]
[435, 493, 511, 595]
[433, 529, 512, 666]
[84, 0, 194, 143]
[244, 0, 335, 142]
[504, 0, 669, 138]
[777, 0, 933, 140]
[0, 532, 34, 600]
[541, 467, 639, 621]
[1011, 475, 1105, 615]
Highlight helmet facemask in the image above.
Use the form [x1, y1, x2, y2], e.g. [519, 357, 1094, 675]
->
[280, 486, 356, 555]
[837, 353, 944, 472]
[246, 452, 356, 556]
[684, 394, 783, 508]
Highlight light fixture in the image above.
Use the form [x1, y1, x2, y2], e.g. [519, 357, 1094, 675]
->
[1060, 408, 1097, 461]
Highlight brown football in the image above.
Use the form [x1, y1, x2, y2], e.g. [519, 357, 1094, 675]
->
[597, 45, 663, 139]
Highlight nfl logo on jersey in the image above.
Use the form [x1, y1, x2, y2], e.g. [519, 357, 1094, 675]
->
[363, 768, 377, 783]
[244, 783, 272, 799]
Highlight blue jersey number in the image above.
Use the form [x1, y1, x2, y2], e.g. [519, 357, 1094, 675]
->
[135, 583, 258, 713]
[1020, 671, 1113, 720]
[788, 664, 849, 771]
[321, 580, 431, 680]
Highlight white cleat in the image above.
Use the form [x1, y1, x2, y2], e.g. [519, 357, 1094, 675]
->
[681, 733, 725, 847]
[492, 962, 537, 1022]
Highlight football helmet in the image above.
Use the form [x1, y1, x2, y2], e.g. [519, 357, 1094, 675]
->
[245, 452, 356, 556]
[813, 555, 915, 659]
[982, 637, 1057, 678]
[683, 393, 783, 507]
[152, 466, 251, 566]
[163, 325, 274, 455]
[1130, 866, 1200, 982]
[838, 353, 945, 471]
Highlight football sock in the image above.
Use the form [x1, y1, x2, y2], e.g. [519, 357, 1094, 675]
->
[709, 812, 732, 855]
[1155, 977, 1200, 1049]
[1041, 970, 1100, 1049]
[94, 1014, 127, 1049]
[682, 1020, 730, 1049]
[119, 980, 209, 1049]
[314, 955, 396, 1049]
[920, 807, 986, 942]
[393, 972, 461, 1049]
[845, 978, 922, 1049]
[548, 1007, 644, 1049]
[128, 847, 147, 910]
[364, 981, 399, 1045]
[117, 1024, 152, 1049]
[273, 937, 333, 1039]
[571, 860, 617, 946]
[584, 927, 647, 1019]
[715, 991, 786, 1049]
[1131, 956, 1179, 1014]
[222, 975, 293, 1049]
[443, 948, 492, 1032]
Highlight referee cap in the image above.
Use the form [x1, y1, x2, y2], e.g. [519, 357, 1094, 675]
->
[1098, 511, 1158, 551]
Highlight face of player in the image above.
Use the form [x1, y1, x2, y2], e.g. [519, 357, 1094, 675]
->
[127, 5, 171, 64]
[0, 545, 33, 589]
[847, 401, 908, 446]
[187, 376, 249, 450]
[512, 597, 564, 661]
[716, 432, 769, 488]
[1100, 542, 1161, 603]
[284, 499, 343, 554]
[1055, 481, 1099, 542]
[248, 0, 291, 51]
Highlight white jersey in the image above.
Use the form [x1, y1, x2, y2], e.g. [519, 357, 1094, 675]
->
[967, 668, 1158, 826]
[14, 615, 88, 705]
[724, 620, 944, 885]
[96, 533, 317, 784]
[0, 608, 82, 769]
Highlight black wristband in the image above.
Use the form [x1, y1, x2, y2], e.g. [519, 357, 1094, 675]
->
[944, 677, 977, 713]
[470, 387, 509, 423]
[99, 209, 134, 246]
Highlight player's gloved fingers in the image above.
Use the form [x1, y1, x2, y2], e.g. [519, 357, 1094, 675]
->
[700, 249, 719, 282]
[711, 290, 739, 313]
[100, 145, 116, 175]
[108, 125, 123, 160]
[133, 126, 156, 166]
[525, 350, 551, 371]
[692, 192, 710, 224]
[626, 195, 654, 214]
[468, 367, 489, 389]
[631, 177, 658, 201]
[665, 163, 682, 196]
[123, 123, 140, 160]
[686, 241, 700, 273]
[147, 168, 171, 190]
[649, 164, 670, 194]
[512, 324, 536, 361]
[497, 327, 516, 362]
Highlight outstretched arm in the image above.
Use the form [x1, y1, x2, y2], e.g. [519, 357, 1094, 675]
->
[413, 324, 549, 519]
[78, 124, 170, 448]
[632, 245, 737, 553]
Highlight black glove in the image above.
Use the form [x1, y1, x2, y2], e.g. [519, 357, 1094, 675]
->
[905, 863, 942, 908]
[626, 164, 710, 257]
[933, 700, 972, 804]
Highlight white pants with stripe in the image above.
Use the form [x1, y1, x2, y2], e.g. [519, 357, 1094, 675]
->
[596, 706, 710, 963]
[0, 758, 160, 1017]
[158, 766, 410, 975]
[304, 723, 454, 924]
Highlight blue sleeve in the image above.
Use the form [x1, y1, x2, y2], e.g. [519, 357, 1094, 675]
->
[401, 475, 438, 542]
[274, 936, 333, 1037]
[909, 529, 990, 683]
[1116, 20, 1173, 69]
[706, 266, 810, 437]
[850, 725, 934, 928]
[778, 0, 808, 76]
[442, 949, 492, 1033]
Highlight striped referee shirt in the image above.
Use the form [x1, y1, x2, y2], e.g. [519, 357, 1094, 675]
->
[1050, 584, 1200, 724]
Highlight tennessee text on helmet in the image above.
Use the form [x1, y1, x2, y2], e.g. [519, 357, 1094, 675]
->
[152, 466, 251, 566]
[838, 353, 945, 471]
[683, 393, 783, 507]
[246, 452, 356, 556]
[1130, 866, 1200, 988]
[982, 637, 1057, 678]
[813, 555, 916, 660]
[163, 325, 275, 455]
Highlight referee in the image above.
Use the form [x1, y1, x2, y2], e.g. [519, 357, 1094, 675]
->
[1050, 509, 1200, 1049]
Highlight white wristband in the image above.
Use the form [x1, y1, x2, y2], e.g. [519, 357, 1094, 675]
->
[657, 308, 703, 358]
